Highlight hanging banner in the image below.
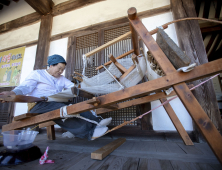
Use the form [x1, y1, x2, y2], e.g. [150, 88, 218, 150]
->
[0, 46, 25, 87]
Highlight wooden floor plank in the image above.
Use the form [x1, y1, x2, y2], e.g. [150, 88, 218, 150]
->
[155, 142, 171, 153]
[121, 157, 139, 170]
[87, 155, 116, 170]
[9, 150, 82, 170]
[138, 158, 149, 170]
[117, 141, 135, 151]
[104, 156, 139, 170]
[138, 158, 173, 170]
[196, 163, 216, 170]
[148, 159, 165, 170]
[170, 160, 193, 170]
[165, 142, 186, 154]
[139, 141, 156, 153]
[208, 163, 222, 170]
[159, 160, 174, 170]
[49, 152, 88, 170]
[176, 143, 203, 155]
[194, 143, 214, 156]
[66, 155, 98, 170]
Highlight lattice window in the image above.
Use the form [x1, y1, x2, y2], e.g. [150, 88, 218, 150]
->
[73, 33, 99, 103]
[104, 25, 132, 63]
[104, 25, 130, 43]
[76, 33, 98, 49]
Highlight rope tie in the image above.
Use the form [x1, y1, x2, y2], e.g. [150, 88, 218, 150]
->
[60, 105, 99, 125]
[82, 54, 87, 76]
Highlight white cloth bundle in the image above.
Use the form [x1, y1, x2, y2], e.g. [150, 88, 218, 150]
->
[80, 56, 147, 95]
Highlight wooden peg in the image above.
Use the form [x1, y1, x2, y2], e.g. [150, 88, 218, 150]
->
[86, 97, 100, 106]
[127, 7, 137, 20]
[131, 54, 138, 64]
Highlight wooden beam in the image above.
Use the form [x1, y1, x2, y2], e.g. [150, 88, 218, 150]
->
[96, 90, 177, 114]
[119, 65, 136, 81]
[52, 0, 104, 16]
[215, 1, 222, 18]
[86, 97, 100, 106]
[0, 12, 41, 35]
[201, 26, 222, 33]
[34, 14, 53, 70]
[14, 113, 39, 121]
[128, 8, 139, 55]
[91, 138, 126, 160]
[108, 54, 127, 74]
[208, 32, 222, 60]
[65, 36, 76, 81]
[202, 0, 211, 18]
[2, 58, 222, 132]
[199, 19, 222, 33]
[96, 49, 134, 70]
[171, 0, 222, 132]
[0, 40, 38, 53]
[0, 0, 10, 6]
[156, 27, 191, 69]
[128, 7, 222, 164]
[160, 98, 194, 145]
[25, 0, 54, 15]
[95, 85, 194, 115]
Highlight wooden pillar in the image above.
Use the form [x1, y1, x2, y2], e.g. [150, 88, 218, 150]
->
[171, 0, 222, 132]
[47, 125, 56, 140]
[128, 7, 140, 56]
[34, 14, 53, 70]
[65, 36, 76, 80]
[98, 29, 105, 72]
[129, 9, 153, 130]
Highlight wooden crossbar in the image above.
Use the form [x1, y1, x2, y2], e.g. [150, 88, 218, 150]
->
[96, 49, 134, 70]
[128, 7, 222, 164]
[108, 54, 127, 74]
[85, 25, 168, 59]
[2, 58, 222, 132]
[95, 85, 194, 115]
